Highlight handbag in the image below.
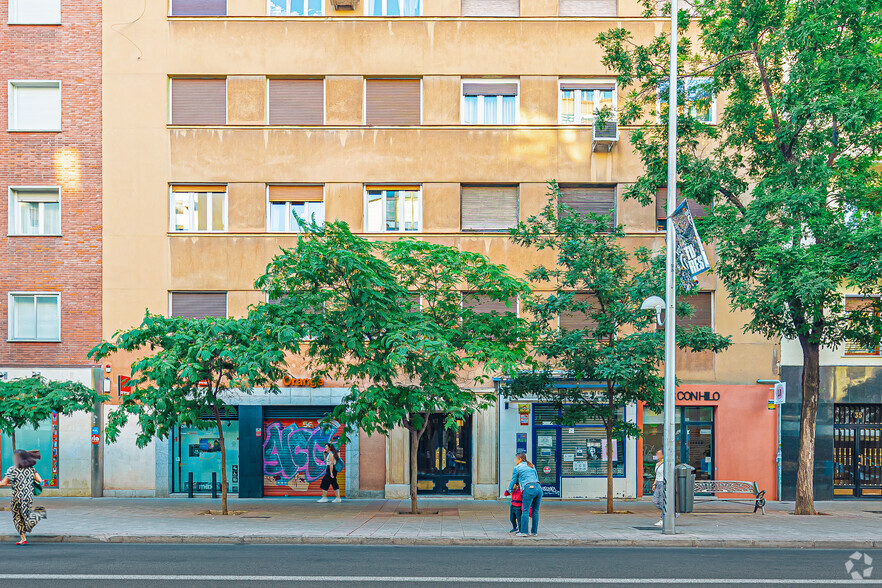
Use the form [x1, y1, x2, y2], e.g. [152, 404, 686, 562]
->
[32, 480, 43, 496]
[334, 458, 345, 473]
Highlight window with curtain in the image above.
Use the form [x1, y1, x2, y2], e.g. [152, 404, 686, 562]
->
[267, 185, 325, 232]
[365, 186, 421, 233]
[10, 188, 61, 235]
[367, 0, 421, 15]
[845, 296, 882, 355]
[170, 186, 227, 232]
[268, 0, 322, 15]
[462, 81, 518, 125]
[9, 293, 60, 341]
[559, 83, 615, 124]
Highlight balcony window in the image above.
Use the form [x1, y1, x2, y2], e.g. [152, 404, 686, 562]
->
[171, 186, 227, 232]
[462, 81, 518, 125]
[365, 186, 421, 233]
[268, 185, 325, 232]
[559, 82, 615, 124]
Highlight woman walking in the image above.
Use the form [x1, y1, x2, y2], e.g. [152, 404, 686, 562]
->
[317, 442, 342, 503]
[0, 450, 47, 545]
[508, 452, 543, 537]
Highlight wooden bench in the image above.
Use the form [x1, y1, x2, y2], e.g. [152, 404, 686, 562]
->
[693, 480, 766, 514]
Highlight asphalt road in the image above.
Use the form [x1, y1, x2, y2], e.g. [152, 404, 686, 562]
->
[0, 544, 878, 587]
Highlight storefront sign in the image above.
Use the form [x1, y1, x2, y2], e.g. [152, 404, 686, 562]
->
[677, 390, 721, 402]
[518, 404, 531, 426]
[282, 376, 325, 388]
[118, 375, 132, 394]
[516, 433, 527, 454]
[774, 382, 786, 404]
[537, 435, 553, 447]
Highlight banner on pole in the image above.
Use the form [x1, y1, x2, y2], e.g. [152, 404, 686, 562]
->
[670, 200, 711, 289]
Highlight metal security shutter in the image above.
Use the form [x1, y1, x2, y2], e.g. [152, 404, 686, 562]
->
[679, 292, 712, 328]
[171, 79, 226, 125]
[462, 82, 518, 96]
[170, 0, 227, 16]
[656, 188, 709, 220]
[268, 79, 324, 125]
[463, 294, 517, 314]
[170, 292, 228, 319]
[461, 186, 519, 231]
[461, 0, 519, 16]
[559, 0, 617, 16]
[559, 293, 599, 332]
[365, 79, 421, 126]
[559, 186, 615, 227]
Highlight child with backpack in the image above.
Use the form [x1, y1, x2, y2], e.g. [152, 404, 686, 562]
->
[504, 483, 523, 533]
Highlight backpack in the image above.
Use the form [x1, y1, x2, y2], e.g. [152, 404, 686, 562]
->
[334, 458, 345, 473]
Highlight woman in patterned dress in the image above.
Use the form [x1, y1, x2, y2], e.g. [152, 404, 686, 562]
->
[0, 450, 47, 545]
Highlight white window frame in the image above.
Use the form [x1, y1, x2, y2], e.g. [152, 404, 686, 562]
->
[8, 0, 61, 24]
[657, 77, 717, 124]
[8, 81, 61, 132]
[169, 187, 228, 233]
[460, 79, 520, 125]
[558, 80, 617, 124]
[265, 187, 326, 233]
[363, 186, 423, 233]
[8, 292, 61, 342]
[8, 186, 62, 236]
[266, 0, 324, 16]
[365, 0, 422, 15]
[843, 294, 882, 356]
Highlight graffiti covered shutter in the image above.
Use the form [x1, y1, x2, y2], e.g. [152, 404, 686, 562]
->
[262, 415, 346, 497]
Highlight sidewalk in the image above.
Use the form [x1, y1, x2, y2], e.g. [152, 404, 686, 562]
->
[3, 496, 882, 548]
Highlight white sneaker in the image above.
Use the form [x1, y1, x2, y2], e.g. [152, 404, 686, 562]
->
[653, 520, 663, 527]
[317, 497, 329, 503]
[332, 498, 342, 503]
[515, 532, 529, 537]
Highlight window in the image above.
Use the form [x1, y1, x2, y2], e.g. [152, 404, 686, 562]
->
[268, 0, 322, 15]
[170, 78, 226, 126]
[656, 188, 709, 231]
[845, 296, 882, 355]
[9, 293, 60, 341]
[8, 0, 60, 24]
[461, 185, 518, 231]
[559, 82, 615, 124]
[8, 81, 61, 131]
[268, 185, 325, 232]
[170, 292, 228, 319]
[462, 81, 518, 125]
[559, 185, 615, 229]
[365, 79, 421, 126]
[367, 0, 421, 15]
[558, 0, 616, 16]
[268, 79, 324, 125]
[659, 77, 715, 123]
[9, 188, 61, 235]
[558, 292, 599, 332]
[677, 292, 713, 329]
[462, 293, 518, 315]
[364, 186, 421, 233]
[170, 186, 227, 232]
[461, 0, 519, 16]
[170, 0, 227, 15]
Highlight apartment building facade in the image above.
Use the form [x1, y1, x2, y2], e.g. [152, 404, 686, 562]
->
[0, 0, 102, 495]
[101, 0, 780, 499]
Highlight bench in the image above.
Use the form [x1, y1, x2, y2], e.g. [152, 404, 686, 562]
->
[693, 480, 766, 514]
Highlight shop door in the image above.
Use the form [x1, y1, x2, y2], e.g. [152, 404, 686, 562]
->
[534, 428, 560, 497]
[834, 404, 882, 497]
[262, 416, 346, 497]
[416, 414, 472, 495]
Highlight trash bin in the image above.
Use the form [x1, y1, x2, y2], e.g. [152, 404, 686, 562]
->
[676, 463, 696, 513]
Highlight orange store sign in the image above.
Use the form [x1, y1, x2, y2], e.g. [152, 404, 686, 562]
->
[282, 375, 325, 388]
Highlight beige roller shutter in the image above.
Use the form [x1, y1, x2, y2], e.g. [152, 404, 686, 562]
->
[461, 0, 519, 16]
[170, 0, 227, 15]
[463, 293, 517, 315]
[656, 188, 709, 220]
[268, 185, 324, 202]
[268, 79, 324, 125]
[559, 186, 615, 227]
[679, 292, 712, 328]
[171, 79, 226, 125]
[365, 79, 421, 126]
[461, 186, 519, 231]
[462, 82, 519, 96]
[559, 292, 599, 332]
[170, 292, 228, 319]
[559, 0, 617, 16]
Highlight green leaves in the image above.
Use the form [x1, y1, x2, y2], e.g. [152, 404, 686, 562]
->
[0, 376, 108, 440]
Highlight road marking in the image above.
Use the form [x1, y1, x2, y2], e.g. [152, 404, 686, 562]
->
[0, 576, 878, 584]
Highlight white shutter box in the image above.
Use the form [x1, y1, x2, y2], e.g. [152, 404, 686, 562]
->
[461, 186, 519, 231]
[559, 0, 617, 17]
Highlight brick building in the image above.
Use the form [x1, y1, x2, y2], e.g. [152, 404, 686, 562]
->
[0, 0, 102, 495]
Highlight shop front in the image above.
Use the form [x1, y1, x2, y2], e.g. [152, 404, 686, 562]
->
[639, 384, 778, 499]
[416, 414, 472, 495]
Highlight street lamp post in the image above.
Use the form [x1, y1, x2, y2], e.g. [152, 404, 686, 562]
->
[663, 0, 679, 535]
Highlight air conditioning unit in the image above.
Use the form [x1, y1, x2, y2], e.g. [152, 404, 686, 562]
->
[592, 120, 619, 152]
[331, 0, 360, 9]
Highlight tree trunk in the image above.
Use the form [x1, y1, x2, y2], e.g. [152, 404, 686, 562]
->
[212, 405, 229, 516]
[794, 338, 820, 515]
[409, 428, 420, 514]
[11, 430, 16, 453]
[606, 423, 614, 514]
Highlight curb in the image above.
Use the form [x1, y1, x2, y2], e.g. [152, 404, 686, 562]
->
[3, 535, 880, 549]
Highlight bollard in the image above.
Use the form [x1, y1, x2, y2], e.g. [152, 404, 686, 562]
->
[212, 471, 218, 499]
[187, 472, 194, 499]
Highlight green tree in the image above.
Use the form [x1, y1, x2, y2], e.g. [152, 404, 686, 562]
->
[0, 376, 107, 452]
[506, 182, 730, 513]
[256, 221, 531, 513]
[89, 313, 288, 515]
[597, 0, 882, 513]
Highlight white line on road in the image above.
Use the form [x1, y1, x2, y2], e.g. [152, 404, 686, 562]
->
[0, 576, 878, 584]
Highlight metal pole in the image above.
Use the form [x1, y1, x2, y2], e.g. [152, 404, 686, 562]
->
[663, 0, 679, 535]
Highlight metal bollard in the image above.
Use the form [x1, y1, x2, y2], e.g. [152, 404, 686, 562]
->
[187, 472, 194, 499]
[212, 471, 218, 499]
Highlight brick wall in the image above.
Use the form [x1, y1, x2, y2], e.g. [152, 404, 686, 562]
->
[0, 1, 102, 367]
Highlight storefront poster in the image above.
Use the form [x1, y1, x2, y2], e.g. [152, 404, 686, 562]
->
[262, 418, 345, 497]
[601, 438, 618, 462]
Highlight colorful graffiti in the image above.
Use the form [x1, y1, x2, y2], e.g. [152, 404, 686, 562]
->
[262, 418, 345, 496]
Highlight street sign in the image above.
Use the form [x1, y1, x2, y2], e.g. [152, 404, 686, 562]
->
[91, 434, 100, 445]
[774, 382, 786, 404]
[91, 427, 99, 435]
